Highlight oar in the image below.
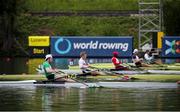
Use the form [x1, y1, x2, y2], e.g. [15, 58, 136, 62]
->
[127, 64, 147, 71]
[121, 63, 145, 71]
[121, 63, 132, 69]
[56, 70, 103, 88]
[89, 66, 123, 75]
[89, 66, 140, 81]
[55, 71, 89, 87]
[57, 70, 88, 86]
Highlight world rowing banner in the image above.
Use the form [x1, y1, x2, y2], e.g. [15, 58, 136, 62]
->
[50, 36, 133, 58]
[162, 36, 180, 58]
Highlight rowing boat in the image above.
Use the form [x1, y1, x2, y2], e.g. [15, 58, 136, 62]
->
[65, 70, 180, 75]
[111, 70, 147, 74]
[114, 70, 180, 75]
[0, 80, 178, 89]
[147, 70, 180, 74]
[0, 80, 37, 84]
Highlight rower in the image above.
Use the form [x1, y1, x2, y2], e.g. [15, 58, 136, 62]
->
[144, 50, 162, 64]
[42, 54, 74, 82]
[111, 51, 128, 70]
[144, 50, 154, 64]
[132, 49, 150, 67]
[78, 51, 99, 76]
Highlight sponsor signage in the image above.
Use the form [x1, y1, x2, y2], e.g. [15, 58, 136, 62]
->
[162, 36, 180, 57]
[51, 36, 133, 57]
[29, 47, 49, 57]
[28, 36, 50, 46]
[157, 32, 164, 48]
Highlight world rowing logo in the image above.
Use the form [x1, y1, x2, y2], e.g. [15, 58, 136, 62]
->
[54, 38, 71, 54]
[165, 40, 180, 55]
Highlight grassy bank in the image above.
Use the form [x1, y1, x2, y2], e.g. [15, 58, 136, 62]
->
[18, 15, 139, 48]
[0, 74, 179, 82]
[132, 75, 180, 82]
[19, 16, 138, 36]
[27, 0, 138, 11]
[0, 75, 46, 81]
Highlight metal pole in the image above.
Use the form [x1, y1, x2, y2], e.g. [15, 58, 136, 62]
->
[138, 0, 141, 49]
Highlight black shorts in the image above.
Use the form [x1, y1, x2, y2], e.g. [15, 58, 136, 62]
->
[135, 62, 142, 67]
[82, 69, 92, 76]
[47, 74, 55, 80]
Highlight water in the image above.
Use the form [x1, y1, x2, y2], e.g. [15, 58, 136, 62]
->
[0, 85, 179, 111]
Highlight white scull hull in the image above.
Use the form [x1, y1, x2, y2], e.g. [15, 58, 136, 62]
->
[0, 80, 178, 89]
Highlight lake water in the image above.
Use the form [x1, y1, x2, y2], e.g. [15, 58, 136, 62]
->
[0, 85, 179, 111]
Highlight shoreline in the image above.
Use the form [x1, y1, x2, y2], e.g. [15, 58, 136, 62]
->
[0, 74, 179, 82]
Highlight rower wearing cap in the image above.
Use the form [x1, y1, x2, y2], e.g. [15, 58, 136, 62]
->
[132, 49, 150, 67]
[42, 54, 74, 82]
[42, 54, 56, 80]
[111, 51, 128, 70]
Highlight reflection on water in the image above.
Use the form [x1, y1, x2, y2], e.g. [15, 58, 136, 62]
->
[0, 85, 179, 111]
[0, 58, 28, 74]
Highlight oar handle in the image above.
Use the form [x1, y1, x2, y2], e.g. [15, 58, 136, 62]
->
[56, 70, 89, 87]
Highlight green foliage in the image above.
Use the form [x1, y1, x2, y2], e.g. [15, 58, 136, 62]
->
[18, 16, 138, 36]
[17, 15, 139, 48]
[163, 0, 180, 35]
[0, 0, 28, 56]
[26, 0, 138, 11]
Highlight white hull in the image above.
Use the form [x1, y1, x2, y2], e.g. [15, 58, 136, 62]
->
[0, 80, 36, 84]
[0, 80, 177, 89]
[147, 70, 180, 74]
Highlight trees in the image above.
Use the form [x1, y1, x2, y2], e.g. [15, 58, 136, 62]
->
[163, 0, 180, 36]
[0, 0, 27, 56]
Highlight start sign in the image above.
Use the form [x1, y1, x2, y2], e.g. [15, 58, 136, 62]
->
[29, 47, 49, 57]
[28, 36, 50, 57]
[28, 36, 50, 46]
